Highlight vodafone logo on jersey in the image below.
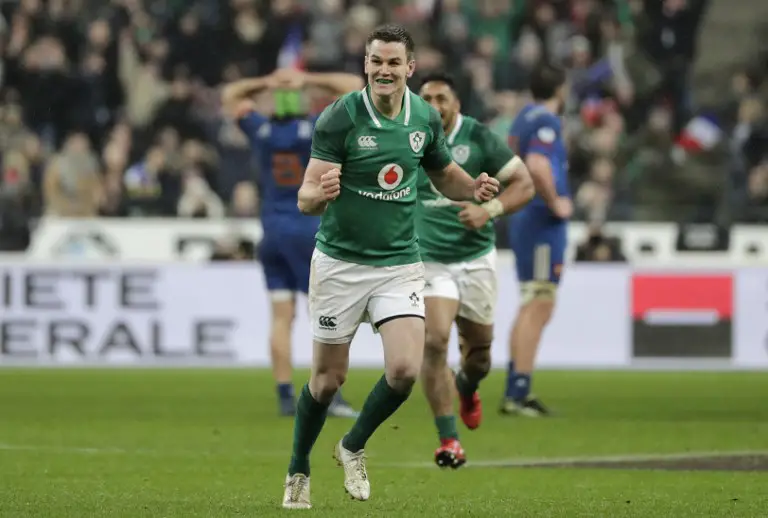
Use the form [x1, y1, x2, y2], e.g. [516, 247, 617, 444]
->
[358, 163, 410, 201]
[377, 164, 404, 191]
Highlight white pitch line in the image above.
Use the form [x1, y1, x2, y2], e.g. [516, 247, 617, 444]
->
[383, 450, 768, 469]
[0, 443, 290, 459]
[2, 443, 765, 469]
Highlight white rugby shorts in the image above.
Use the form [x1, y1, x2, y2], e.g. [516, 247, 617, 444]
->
[309, 249, 425, 344]
[423, 249, 497, 325]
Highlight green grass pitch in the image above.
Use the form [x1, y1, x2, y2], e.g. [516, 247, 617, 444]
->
[1, 368, 767, 517]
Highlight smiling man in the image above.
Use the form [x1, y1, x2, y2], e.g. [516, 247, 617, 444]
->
[282, 24, 501, 509]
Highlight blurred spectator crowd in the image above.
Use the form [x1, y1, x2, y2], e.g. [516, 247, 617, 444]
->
[0, 0, 767, 253]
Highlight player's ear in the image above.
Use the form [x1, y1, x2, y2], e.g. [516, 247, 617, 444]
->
[363, 54, 369, 75]
[406, 59, 415, 79]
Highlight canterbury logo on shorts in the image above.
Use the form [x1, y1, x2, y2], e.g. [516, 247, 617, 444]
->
[318, 316, 337, 329]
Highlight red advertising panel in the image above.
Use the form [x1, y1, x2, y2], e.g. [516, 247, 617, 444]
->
[632, 274, 733, 358]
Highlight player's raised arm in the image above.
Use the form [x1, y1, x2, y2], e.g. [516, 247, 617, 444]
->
[297, 98, 353, 215]
[220, 74, 277, 119]
[297, 158, 341, 215]
[422, 108, 499, 202]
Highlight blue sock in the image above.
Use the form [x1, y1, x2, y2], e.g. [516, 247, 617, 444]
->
[504, 361, 516, 398]
[510, 373, 532, 402]
[277, 383, 294, 401]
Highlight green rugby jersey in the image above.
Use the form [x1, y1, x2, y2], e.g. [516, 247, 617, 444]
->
[310, 86, 452, 266]
[416, 113, 515, 264]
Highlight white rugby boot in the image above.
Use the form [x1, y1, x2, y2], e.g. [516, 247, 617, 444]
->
[333, 439, 371, 501]
[282, 473, 311, 509]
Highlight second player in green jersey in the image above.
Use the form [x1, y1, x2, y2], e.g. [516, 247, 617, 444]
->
[416, 73, 535, 469]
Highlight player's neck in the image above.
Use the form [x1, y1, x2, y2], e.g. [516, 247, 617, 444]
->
[539, 99, 561, 115]
[371, 89, 405, 119]
[443, 113, 460, 137]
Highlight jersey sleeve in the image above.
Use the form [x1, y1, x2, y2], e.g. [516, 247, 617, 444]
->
[237, 111, 268, 139]
[475, 123, 516, 177]
[420, 106, 453, 171]
[527, 119, 559, 157]
[310, 98, 353, 164]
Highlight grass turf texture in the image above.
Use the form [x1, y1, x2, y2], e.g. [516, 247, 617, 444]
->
[1, 369, 767, 517]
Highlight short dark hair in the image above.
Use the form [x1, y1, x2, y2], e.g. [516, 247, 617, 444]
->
[366, 24, 415, 58]
[419, 72, 457, 94]
[529, 63, 567, 101]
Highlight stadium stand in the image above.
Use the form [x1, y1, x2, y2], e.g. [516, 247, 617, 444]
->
[0, 0, 766, 256]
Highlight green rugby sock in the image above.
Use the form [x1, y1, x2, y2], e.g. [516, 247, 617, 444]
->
[287, 384, 329, 476]
[435, 415, 459, 441]
[342, 375, 410, 452]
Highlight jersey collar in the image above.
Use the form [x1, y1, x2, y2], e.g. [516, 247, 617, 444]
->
[361, 85, 412, 128]
[447, 113, 464, 145]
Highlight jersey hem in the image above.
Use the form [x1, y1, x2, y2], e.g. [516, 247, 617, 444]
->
[420, 243, 495, 265]
[315, 241, 422, 267]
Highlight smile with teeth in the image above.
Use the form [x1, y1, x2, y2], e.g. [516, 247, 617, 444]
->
[376, 78, 394, 84]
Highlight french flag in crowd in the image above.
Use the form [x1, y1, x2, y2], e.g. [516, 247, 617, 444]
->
[277, 23, 305, 71]
[675, 113, 723, 153]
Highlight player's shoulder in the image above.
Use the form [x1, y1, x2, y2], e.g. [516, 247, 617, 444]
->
[526, 106, 560, 130]
[462, 115, 489, 138]
[315, 92, 356, 132]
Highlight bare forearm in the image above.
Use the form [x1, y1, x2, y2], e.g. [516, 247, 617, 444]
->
[428, 164, 475, 201]
[496, 174, 535, 215]
[221, 78, 270, 106]
[297, 184, 327, 215]
[527, 156, 560, 209]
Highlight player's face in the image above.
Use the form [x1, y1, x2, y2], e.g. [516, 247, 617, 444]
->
[419, 81, 459, 131]
[365, 40, 415, 98]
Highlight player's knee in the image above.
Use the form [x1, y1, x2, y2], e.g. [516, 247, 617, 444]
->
[270, 300, 295, 335]
[462, 344, 492, 380]
[386, 362, 419, 393]
[424, 329, 450, 361]
[526, 297, 555, 325]
[521, 282, 556, 315]
[423, 330, 449, 371]
[311, 372, 346, 403]
[310, 367, 347, 403]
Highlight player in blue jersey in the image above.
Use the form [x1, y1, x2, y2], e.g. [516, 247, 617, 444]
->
[222, 68, 364, 417]
[500, 64, 573, 417]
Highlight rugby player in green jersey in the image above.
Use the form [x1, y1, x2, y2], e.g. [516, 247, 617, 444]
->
[281, 25, 500, 509]
[416, 73, 534, 468]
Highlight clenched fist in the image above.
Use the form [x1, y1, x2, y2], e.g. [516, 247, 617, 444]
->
[320, 168, 342, 201]
[473, 172, 500, 202]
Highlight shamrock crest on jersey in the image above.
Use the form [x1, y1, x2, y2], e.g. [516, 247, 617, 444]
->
[409, 131, 426, 153]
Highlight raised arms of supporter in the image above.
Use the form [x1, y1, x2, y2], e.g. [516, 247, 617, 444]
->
[301, 71, 364, 96]
[298, 98, 353, 215]
[220, 75, 277, 119]
[421, 108, 499, 201]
